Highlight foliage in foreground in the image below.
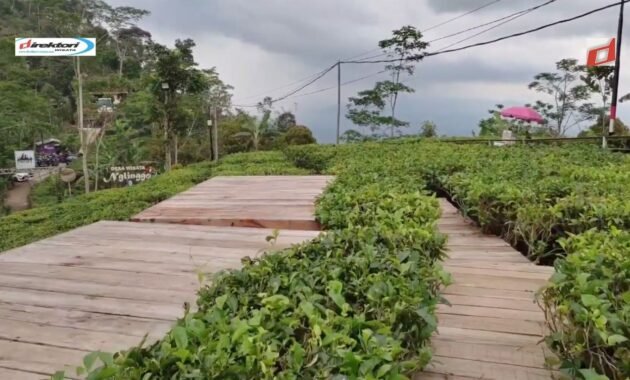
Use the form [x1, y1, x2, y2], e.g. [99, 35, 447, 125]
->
[285, 140, 630, 379]
[540, 229, 629, 380]
[0, 152, 302, 253]
[61, 148, 447, 379]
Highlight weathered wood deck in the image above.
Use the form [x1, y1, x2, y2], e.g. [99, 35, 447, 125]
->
[416, 199, 555, 380]
[0, 221, 319, 379]
[0, 172, 556, 379]
[132, 176, 334, 230]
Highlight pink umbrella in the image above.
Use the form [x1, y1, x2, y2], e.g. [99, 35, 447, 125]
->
[500, 106, 544, 124]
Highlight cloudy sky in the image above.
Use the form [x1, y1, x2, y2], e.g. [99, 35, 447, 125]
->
[109, 0, 629, 142]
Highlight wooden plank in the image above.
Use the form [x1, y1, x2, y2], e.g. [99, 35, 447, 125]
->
[449, 273, 546, 292]
[437, 304, 545, 322]
[437, 314, 544, 336]
[444, 261, 554, 274]
[0, 341, 86, 379]
[0, 262, 199, 291]
[442, 294, 541, 312]
[0, 221, 319, 377]
[413, 372, 478, 380]
[0, 287, 185, 320]
[430, 340, 547, 368]
[435, 326, 541, 346]
[425, 356, 555, 380]
[0, 367, 50, 380]
[443, 285, 538, 301]
[0, 273, 195, 304]
[0, 318, 148, 352]
[0, 303, 171, 337]
[445, 266, 551, 280]
[132, 176, 333, 230]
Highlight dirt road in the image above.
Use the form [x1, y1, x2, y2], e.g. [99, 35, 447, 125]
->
[3, 169, 56, 213]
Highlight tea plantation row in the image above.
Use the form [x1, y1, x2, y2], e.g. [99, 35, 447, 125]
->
[66, 145, 449, 379]
[285, 141, 629, 379]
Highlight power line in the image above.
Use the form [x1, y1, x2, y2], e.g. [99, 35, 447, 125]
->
[422, 0, 502, 33]
[292, 70, 387, 99]
[232, 66, 336, 103]
[341, 0, 502, 62]
[342, 1, 627, 64]
[355, 0, 558, 62]
[428, 0, 556, 44]
[435, 0, 557, 52]
[233, 0, 504, 103]
[233, 63, 338, 108]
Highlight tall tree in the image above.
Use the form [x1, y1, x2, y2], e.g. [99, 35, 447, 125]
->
[378, 25, 427, 136]
[419, 121, 437, 138]
[104, 6, 151, 77]
[528, 59, 590, 136]
[580, 66, 615, 136]
[346, 81, 413, 136]
[276, 111, 297, 133]
[203, 68, 233, 160]
[150, 39, 208, 170]
[347, 26, 427, 137]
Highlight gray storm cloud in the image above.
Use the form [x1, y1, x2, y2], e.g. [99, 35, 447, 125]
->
[106, 0, 630, 142]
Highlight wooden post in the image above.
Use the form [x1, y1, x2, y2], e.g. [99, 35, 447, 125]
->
[336, 61, 341, 145]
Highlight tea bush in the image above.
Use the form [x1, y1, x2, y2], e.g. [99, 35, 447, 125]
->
[540, 229, 629, 379]
[284, 140, 630, 378]
[67, 145, 448, 379]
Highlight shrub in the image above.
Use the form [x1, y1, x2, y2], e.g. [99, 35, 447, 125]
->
[284, 145, 338, 174]
[540, 229, 630, 379]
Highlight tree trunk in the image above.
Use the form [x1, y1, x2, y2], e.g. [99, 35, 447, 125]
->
[164, 129, 171, 171]
[76, 57, 90, 194]
[208, 125, 213, 160]
[174, 135, 178, 165]
[117, 44, 125, 78]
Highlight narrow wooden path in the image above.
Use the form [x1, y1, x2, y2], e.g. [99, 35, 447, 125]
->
[132, 176, 333, 230]
[0, 221, 319, 379]
[416, 199, 555, 380]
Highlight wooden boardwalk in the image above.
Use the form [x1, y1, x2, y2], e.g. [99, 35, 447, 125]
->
[416, 199, 555, 380]
[0, 221, 319, 379]
[0, 171, 557, 379]
[132, 176, 333, 230]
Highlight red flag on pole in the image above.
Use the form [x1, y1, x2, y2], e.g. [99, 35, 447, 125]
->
[587, 38, 616, 67]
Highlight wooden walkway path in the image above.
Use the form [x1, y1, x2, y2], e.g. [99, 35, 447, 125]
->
[416, 199, 555, 380]
[0, 221, 319, 379]
[132, 176, 333, 230]
[0, 173, 557, 379]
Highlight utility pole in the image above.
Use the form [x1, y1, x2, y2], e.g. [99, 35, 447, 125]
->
[212, 107, 219, 162]
[606, 0, 626, 148]
[76, 56, 89, 194]
[336, 61, 341, 145]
